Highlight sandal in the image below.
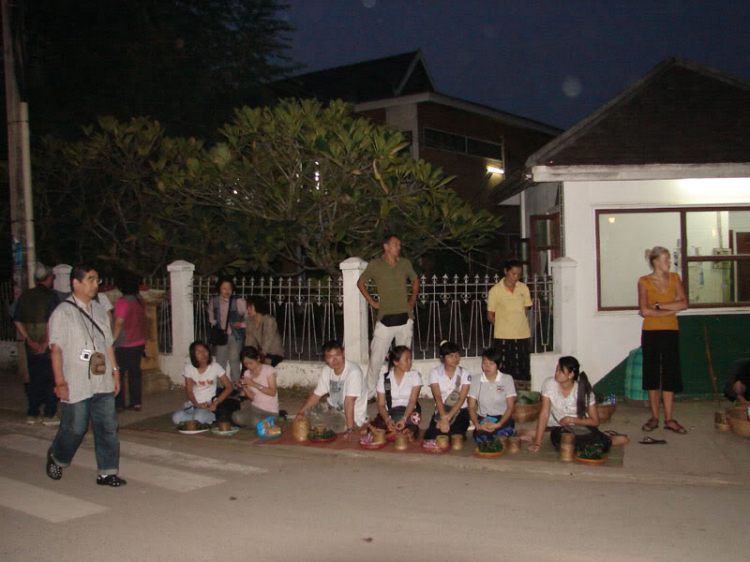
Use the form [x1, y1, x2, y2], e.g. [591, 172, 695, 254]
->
[96, 475, 127, 487]
[638, 436, 667, 445]
[46, 448, 63, 480]
[641, 418, 659, 432]
[664, 419, 687, 434]
[604, 430, 628, 437]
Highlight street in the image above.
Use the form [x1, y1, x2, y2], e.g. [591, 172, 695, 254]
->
[1, 420, 748, 562]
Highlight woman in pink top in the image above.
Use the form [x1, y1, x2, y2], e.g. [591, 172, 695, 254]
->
[231, 346, 279, 428]
[113, 275, 146, 411]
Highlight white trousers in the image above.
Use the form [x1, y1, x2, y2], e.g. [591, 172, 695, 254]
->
[366, 319, 414, 398]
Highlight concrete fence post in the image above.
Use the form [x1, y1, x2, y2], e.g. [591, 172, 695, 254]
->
[339, 257, 369, 369]
[551, 256, 577, 355]
[52, 264, 71, 293]
[163, 260, 195, 384]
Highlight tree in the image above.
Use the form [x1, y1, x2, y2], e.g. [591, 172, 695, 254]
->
[161, 99, 501, 275]
[33, 117, 256, 276]
[24, 0, 298, 138]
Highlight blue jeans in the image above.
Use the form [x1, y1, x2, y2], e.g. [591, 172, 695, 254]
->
[50, 393, 120, 475]
[172, 402, 216, 425]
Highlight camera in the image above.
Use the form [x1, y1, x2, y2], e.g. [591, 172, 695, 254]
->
[79, 349, 93, 362]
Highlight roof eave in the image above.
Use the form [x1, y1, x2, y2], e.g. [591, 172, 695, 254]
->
[531, 163, 750, 182]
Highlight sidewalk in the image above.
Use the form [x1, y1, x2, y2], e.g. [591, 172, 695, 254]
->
[2, 366, 748, 487]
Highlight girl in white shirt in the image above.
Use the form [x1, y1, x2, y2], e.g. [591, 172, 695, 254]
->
[374, 346, 423, 439]
[423, 341, 472, 440]
[468, 347, 517, 439]
[528, 356, 628, 453]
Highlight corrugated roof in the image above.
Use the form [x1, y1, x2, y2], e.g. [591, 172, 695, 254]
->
[527, 57, 750, 169]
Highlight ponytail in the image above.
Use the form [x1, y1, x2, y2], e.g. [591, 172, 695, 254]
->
[559, 355, 593, 418]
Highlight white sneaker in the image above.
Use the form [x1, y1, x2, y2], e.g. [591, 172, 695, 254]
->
[26, 416, 37, 425]
[42, 416, 61, 427]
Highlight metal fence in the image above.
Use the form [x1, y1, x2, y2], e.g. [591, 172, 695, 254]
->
[191, 273, 553, 361]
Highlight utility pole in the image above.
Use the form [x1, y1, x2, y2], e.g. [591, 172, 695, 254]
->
[2, 0, 35, 293]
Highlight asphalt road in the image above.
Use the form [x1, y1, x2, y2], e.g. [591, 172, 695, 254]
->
[1, 421, 748, 562]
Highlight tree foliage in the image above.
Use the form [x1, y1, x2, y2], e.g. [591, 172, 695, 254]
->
[34, 100, 502, 276]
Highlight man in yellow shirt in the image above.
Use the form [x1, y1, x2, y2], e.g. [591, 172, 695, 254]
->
[486, 259, 532, 389]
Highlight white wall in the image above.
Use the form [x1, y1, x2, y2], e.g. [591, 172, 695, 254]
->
[564, 177, 750, 385]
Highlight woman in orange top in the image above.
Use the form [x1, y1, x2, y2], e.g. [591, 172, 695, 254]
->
[637, 246, 688, 434]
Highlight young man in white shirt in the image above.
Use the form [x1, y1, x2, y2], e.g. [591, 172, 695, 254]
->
[295, 341, 367, 439]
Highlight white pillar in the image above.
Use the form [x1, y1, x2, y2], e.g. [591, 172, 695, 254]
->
[165, 260, 195, 383]
[551, 257, 577, 355]
[53, 264, 71, 293]
[339, 257, 369, 369]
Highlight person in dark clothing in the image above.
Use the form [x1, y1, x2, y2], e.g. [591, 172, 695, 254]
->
[724, 357, 750, 403]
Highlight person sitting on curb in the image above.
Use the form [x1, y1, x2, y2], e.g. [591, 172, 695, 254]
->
[172, 341, 233, 426]
[232, 346, 279, 428]
[526, 356, 630, 453]
[724, 356, 750, 403]
[295, 340, 368, 440]
[423, 340, 471, 441]
[468, 347, 516, 440]
[370, 346, 423, 440]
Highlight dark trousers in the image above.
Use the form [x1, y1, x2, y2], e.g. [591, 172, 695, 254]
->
[115, 345, 144, 408]
[27, 349, 57, 418]
[423, 408, 471, 440]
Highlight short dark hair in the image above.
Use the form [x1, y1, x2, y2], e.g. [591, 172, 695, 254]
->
[382, 233, 399, 246]
[249, 295, 270, 315]
[481, 347, 503, 368]
[70, 264, 95, 288]
[189, 341, 212, 368]
[322, 340, 344, 354]
[439, 340, 461, 358]
[504, 259, 523, 272]
[117, 273, 141, 296]
[215, 277, 234, 293]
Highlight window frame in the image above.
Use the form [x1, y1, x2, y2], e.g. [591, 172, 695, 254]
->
[595, 206, 750, 311]
[422, 126, 504, 162]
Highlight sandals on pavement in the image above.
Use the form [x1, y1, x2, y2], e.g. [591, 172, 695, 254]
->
[46, 448, 63, 480]
[604, 430, 628, 437]
[641, 418, 659, 432]
[97, 475, 127, 487]
[638, 436, 667, 445]
[664, 419, 687, 434]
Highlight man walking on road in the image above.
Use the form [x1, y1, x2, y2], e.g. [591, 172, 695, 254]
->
[46, 264, 127, 487]
[357, 234, 420, 398]
[13, 263, 60, 425]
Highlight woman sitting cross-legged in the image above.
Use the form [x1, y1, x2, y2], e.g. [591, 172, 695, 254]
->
[423, 340, 471, 441]
[371, 346, 423, 439]
[172, 341, 233, 426]
[527, 356, 629, 453]
[231, 346, 279, 428]
[468, 347, 517, 440]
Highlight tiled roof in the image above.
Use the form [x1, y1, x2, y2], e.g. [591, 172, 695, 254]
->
[527, 57, 750, 168]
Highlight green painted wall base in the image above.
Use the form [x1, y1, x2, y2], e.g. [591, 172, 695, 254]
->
[594, 313, 750, 399]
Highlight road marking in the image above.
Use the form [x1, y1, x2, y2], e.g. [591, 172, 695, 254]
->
[0, 434, 235, 492]
[0, 475, 108, 523]
[120, 441, 267, 476]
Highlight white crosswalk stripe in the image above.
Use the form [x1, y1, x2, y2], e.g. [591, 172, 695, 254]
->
[0, 434, 264, 492]
[0, 475, 108, 523]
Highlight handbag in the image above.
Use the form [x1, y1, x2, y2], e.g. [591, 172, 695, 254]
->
[443, 367, 465, 408]
[209, 296, 232, 346]
[380, 313, 409, 327]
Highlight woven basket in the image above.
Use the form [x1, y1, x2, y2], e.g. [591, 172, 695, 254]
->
[727, 406, 750, 437]
[513, 402, 542, 423]
[596, 403, 617, 423]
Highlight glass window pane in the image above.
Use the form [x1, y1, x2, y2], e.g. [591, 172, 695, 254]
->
[687, 260, 750, 304]
[686, 210, 750, 256]
[598, 212, 680, 308]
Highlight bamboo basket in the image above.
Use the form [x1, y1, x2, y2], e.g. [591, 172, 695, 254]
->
[727, 406, 750, 437]
[596, 403, 617, 423]
[513, 402, 542, 423]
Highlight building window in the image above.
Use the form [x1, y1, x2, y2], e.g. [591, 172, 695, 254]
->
[423, 128, 504, 161]
[596, 207, 750, 309]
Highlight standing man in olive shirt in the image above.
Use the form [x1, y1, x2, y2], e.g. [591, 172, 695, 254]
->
[357, 234, 420, 398]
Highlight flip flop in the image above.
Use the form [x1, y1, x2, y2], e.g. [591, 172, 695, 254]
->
[604, 430, 628, 437]
[664, 419, 687, 434]
[638, 436, 667, 445]
[641, 418, 659, 432]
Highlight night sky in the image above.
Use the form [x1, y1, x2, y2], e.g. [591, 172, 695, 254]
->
[282, 0, 750, 129]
